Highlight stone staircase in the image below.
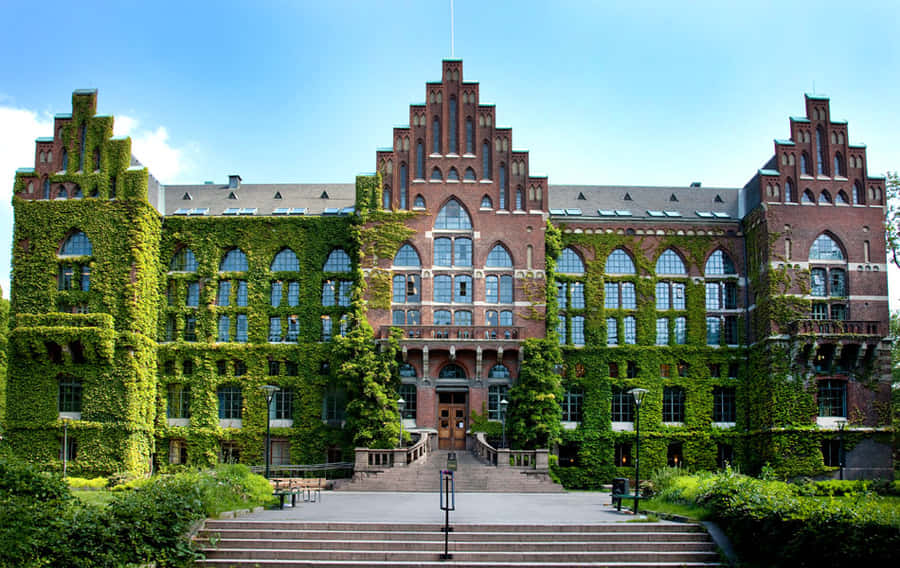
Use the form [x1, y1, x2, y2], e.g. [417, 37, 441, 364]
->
[337, 449, 563, 492]
[195, 520, 724, 567]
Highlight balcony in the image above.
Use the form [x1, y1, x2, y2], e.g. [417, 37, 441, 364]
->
[379, 325, 524, 342]
[789, 319, 885, 337]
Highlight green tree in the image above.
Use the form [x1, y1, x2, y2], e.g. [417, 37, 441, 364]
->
[505, 338, 563, 449]
[333, 314, 402, 449]
[0, 285, 8, 431]
[886, 171, 899, 269]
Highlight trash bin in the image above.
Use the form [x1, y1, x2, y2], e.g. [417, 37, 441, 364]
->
[612, 477, 629, 495]
[446, 452, 458, 471]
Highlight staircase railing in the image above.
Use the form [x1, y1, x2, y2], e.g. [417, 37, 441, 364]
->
[471, 432, 549, 472]
[354, 431, 433, 472]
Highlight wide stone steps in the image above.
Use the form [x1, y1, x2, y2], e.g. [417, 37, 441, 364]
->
[195, 521, 724, 567]
[337, 450, 563, 493]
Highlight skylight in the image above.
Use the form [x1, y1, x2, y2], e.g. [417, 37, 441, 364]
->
[695, 211, 714, 218]
[223, 208, 240, 215]
[173, 208, 190, 215]
[239, 208, 257, 215]
[273, 207, 290, 215]
[615, 210, 632, 216]
[647, 210, 665, 217]
[565, 208, 582, 216]
[663, 210, 682, 217]
[549, 208, 566, 215]
[189, 208, 209, 216]
[289, 207, 307, 215]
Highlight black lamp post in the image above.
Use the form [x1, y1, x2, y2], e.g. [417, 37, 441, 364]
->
[260, 385, 280, 479]
[628, 388, 649, 514]
[836, 418, 847, 480]
[397, 397, 406, 448]
[499, 398, 509, 449]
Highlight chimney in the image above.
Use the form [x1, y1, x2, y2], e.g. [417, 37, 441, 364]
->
[228, 175, 241, 189]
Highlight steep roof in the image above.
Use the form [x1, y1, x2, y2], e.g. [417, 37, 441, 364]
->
[162, 182, 355, 216]
[548, 184, 741, 221]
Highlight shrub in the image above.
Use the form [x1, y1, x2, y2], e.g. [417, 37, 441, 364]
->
[66, 476, 109, 489]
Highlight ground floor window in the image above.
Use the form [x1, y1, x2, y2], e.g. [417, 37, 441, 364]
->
[716, 443, 734, 469]
[667, 442, 684, 467]
[561, 388, 584, 422]
[817, 380, 846, 417]
[488, 384, 509, 420]
[821, 439, 841, 467]
[270, 439, 291, 465]
[558, 442, 579, 467]
[169, 439, 188, 465]
[220, 441, 240, 463]
[614, 443, 632, 467]
[399, 383, 417, 419]
[59, 436, 78, 462]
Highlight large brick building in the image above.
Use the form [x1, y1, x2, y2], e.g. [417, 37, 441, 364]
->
[4, 60, 893, 480]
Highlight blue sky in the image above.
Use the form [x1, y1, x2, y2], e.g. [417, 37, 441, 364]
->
[1, 0, 898, 308]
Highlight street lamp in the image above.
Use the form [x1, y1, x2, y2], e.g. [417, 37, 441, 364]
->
[61, 418, 70, 478]
[499, 398, 509, 449]
[835, 418, 848, 480]
[628, 388, 649, 514]
[260, 385, 280, 479]
[397, 397, 406, 448]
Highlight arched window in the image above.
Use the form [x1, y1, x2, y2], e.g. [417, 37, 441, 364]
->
[558, 247, 585, 274]
[809, 234, 844, 260]
[488, 364, 510, 378]
[705, 250, 736, 275]
[61, 148, 68, 170]
[852, 182, 862, 204]
[785, 179, 794, 202]
[220, 249, 248, 272]
[399, 163, 408, 209]
[399, 363, 417, 378]
[482, 141, 491, 179]
[816, 126, 827, 175]
[499, 163, 508, 209]
[515, 188, 523, 210]
[464, 167, 476, 181]
[480, 195, 493, 208]
[486, 244, 513, 267]
[656, 249, 686, 275]
[435, 199, 472, 230]
[382, 187, 392, 209]
[43, 178, 50, 199]
[431, 167, 443, 181]
[434, 309, 452, 325]
[439, 364, 466, 378]
[60, 231, 93, 256]
[802, 189, 815, 203]
[271, 248, 299, 272]
[57, 184, 68, 199]
[72, 184, 83, 199]
[801, 152, 810, 175]
[447, 167, 459, 181]
[394, 244, 421, 266]
[170, 248, 197, 272]
[819, 190, 832, 204]
[465, 117, 474, 154]
[415, 141, 424, 179]
[834, 153, 845, 177]
[323, 249, 352, 272]
[448, 96, 458, 153]
[836, 190, 849, 205]
[413, 194, 426, 208]
[605, 249, 635, 274]
[432, 117, 441, 154]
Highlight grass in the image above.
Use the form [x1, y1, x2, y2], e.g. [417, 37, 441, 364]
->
[72, 489, 115, 507]
[617, 496, 713, 521]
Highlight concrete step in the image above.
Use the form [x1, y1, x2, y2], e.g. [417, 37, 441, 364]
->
[195, 521, 724, 567]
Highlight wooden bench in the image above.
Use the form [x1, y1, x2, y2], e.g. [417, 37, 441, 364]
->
[270, 478, 324, 509]
[611, 492, 641, 512]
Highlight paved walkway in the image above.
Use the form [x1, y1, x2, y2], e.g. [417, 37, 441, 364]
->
[245, 491, 673, 525]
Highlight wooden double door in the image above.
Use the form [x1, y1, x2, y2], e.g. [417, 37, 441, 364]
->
[438, 391, 467, 450]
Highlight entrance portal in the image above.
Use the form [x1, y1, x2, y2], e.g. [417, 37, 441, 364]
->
[438, 391, 467, 450]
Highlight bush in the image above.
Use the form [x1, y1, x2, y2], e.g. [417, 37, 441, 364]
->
[650, 467, 900, 567]
[0, 461, 275, 567]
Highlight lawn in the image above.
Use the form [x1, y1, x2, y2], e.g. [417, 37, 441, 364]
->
[72, 489, 115, 507]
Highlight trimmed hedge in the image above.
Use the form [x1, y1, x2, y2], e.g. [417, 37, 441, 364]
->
[651, 468, 900, 567]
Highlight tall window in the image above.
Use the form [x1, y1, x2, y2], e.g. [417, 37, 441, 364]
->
[817, 380, 846, 417]
[488, 384, 509, 420]
[415, 142, 424, 179]
[561, 388, 584, 422]
[58, 376, 82, 413]
[448, 96, 458, 153]
[499, 163, 507, 209]
[270, 388, 293, 420]
[167, 384, 190, 419]
[217, 386, 242, 419]
[662, 387, 685, 423]
[399, 383, 417, 420]
[816, 126, 827, 175]
[713, 387, 736, 422]
[801, 152, 810, 175]
[611, 387, 634, 422]
[432, 117, 441, 154]
[465, 117, 474, 153]
[382, 187, 392, 209]
[400, 163, 408, 209]
[485, 275, 513, 303]
[482, 141, 491, 179]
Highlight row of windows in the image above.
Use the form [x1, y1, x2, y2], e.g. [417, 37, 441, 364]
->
[560, 247, 737, 277]
[167, 278, 351, 310]
[392, 274, 514, 304]
[169, 248, 351, 274]
[392, 309, 514, 327]
[163, 314, 348, 343]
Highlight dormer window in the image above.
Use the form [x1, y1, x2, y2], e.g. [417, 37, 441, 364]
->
[182, 192, 191, 200]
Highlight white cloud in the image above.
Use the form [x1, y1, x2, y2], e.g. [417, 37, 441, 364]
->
[113, 115, 187, 183]
[0, 106, 54, 298]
